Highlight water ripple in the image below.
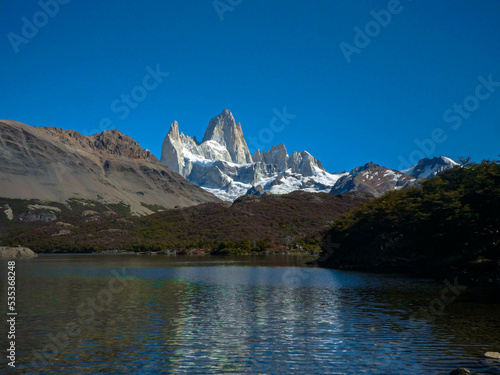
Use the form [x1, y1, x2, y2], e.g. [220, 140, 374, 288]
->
[1, 255, 499, 374]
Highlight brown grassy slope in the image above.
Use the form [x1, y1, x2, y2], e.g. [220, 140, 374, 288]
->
[2, 191, 373, 253]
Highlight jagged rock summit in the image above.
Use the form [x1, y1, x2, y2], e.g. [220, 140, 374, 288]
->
[202, 109, 253, 164]
[160, 109, 460, 201]
[160, 109, 342, 201]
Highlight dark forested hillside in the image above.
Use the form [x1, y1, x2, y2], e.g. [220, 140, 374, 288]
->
[317, 160, 500, 281]
[1, 191, 372, 254]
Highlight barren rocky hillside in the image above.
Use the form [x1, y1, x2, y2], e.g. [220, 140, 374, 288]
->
[0, 120, 219, 216]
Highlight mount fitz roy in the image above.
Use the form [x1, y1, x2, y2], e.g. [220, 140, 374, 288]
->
[160, 109, 343, 201]
[160, 110, 459, 200]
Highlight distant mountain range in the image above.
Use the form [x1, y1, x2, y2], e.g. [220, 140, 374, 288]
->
[160, 110, 460, 200]
[0, 112, 461, 225]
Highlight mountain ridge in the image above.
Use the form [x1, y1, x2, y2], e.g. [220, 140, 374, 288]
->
[401, 156, 459, 178]
[160, 110, 342, 201]
[0, 119, 219, 216]
[160, 110, 460, 201]
[1, 114, 461, 208]
[330, 162, 418, 197]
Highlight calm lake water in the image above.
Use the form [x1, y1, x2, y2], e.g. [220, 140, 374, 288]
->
[1, 254, 499, 374]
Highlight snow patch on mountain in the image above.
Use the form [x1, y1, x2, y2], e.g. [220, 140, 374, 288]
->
[330, 162, 418, 197]
[401, 156, 459, 178]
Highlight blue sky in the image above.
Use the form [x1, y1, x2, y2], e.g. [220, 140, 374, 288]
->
[1, 0, 499, 172]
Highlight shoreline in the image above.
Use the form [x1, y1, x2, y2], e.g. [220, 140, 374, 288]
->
[313, 261, 500, 293]
[25, 248, 321, 256]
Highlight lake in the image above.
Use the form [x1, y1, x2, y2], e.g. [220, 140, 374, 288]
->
[1, 254, 499, 374]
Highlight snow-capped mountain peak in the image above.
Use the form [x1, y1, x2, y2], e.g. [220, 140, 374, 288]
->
[160, 111, 459, 201]
[401, 156, 459, 178]
[330, 162, 417, 197]
[160, 110, 341, 201]
[201, 109, 252, 164]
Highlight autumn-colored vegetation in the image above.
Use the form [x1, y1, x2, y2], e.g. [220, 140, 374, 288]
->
[0, 191, 372, 254]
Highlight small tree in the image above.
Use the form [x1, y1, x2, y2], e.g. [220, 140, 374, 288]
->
[457, 156, 472, 167]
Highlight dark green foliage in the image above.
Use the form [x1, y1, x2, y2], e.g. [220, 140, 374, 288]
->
[320, 161, 500, 272]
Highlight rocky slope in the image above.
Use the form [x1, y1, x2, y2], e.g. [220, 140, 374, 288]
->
[160, 110, 343, 200]
[0, 120, 219, 217]
[401, 156, 459, 178]
[330, 162, 418, 197]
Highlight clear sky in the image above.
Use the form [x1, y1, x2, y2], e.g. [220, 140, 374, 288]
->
[1, 0, 499, 172]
